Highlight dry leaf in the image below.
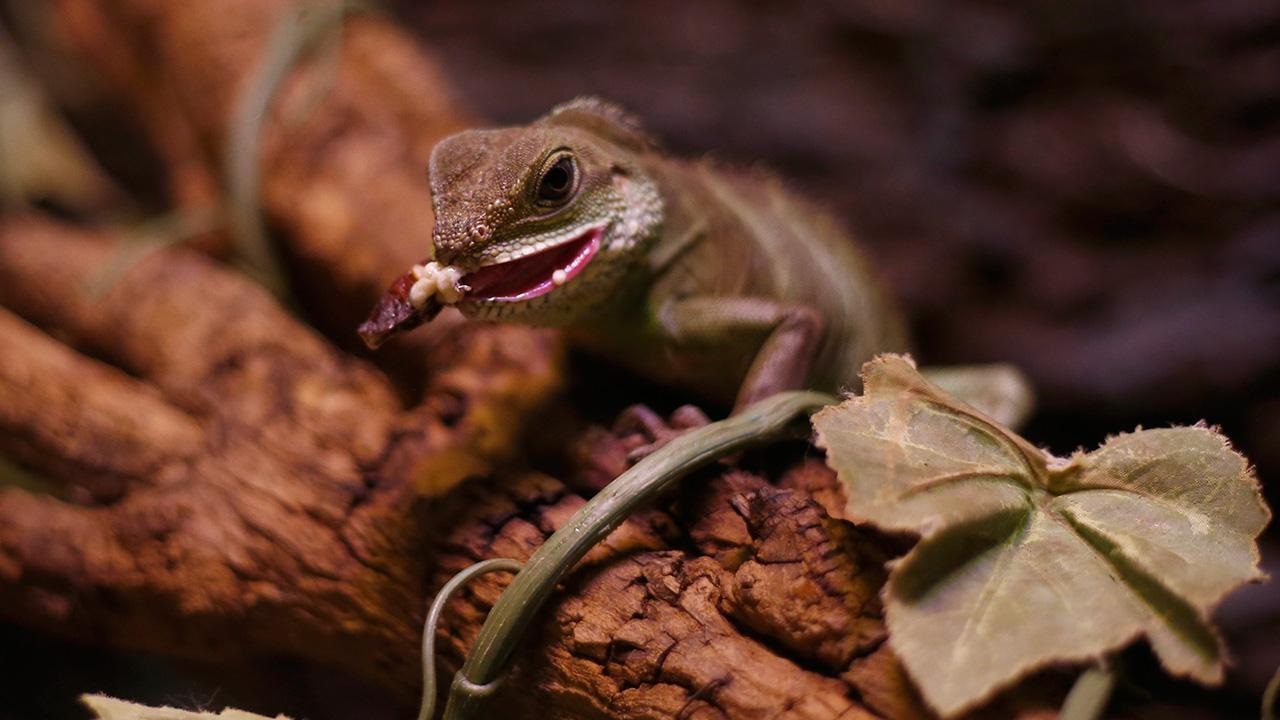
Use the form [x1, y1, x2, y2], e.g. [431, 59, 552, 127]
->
[812, 354, 1270, 717]
[82, 695, 291, 720]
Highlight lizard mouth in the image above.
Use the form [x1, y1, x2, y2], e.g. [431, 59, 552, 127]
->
[356, 225, 604, 350]
[462, 226, 602, 303]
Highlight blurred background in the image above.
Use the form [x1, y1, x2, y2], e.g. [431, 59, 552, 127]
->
[1, 1, 1277, 718]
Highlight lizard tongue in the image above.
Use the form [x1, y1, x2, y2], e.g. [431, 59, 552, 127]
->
[463, 228, 601, 303]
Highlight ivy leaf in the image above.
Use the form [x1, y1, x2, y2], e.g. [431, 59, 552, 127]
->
[812, 354, 1270, 718]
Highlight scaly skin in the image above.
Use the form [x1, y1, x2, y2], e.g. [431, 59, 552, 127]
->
[359, 97, 916, 411]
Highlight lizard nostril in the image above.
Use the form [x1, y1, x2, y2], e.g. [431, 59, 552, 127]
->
[469, 223, 491, 240]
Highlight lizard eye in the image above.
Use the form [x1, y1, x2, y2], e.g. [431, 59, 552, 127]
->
[535, 154, 577, 205]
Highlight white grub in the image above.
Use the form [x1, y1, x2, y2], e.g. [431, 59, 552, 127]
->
[408, 262, 466, 308]
[435, 265, 465, 303]
[552, 269, 568, 286]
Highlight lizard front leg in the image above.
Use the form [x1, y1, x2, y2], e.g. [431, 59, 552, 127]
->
[658, 296, 826, 413]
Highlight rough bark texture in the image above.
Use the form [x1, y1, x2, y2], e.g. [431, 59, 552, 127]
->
[0, 216, 555, 694]
[0, 211, 936, 718]
[428, 454, 895, 720]
[0, 2, 953, 719]
[0, 213, 933, 719]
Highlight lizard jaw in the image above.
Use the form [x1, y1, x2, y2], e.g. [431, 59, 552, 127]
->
[461, 225, 603, 304]
[357, 224, 605, 349]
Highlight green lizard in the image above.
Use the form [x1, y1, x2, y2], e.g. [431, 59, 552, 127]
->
[359, 96, 1029, 422]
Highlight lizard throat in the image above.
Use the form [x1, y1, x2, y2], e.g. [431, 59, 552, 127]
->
[463, 226, 603, 303]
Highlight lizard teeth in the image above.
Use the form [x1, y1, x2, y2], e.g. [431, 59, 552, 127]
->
[462, 226, 603, 303]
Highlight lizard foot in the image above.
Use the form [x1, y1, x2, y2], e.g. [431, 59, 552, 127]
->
[569, 404, 713, 493]
[615, 404, 711, 463]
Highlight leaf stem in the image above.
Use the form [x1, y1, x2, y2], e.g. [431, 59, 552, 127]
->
[1060, 662, 1117, 720]
[1264, 661, 1280, 720]
[226, 0, 371, 299]
[440, 390, 834, 720]
[418, 558, 522, 720]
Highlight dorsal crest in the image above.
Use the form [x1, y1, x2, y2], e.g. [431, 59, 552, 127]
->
[539, 96, 658, 153]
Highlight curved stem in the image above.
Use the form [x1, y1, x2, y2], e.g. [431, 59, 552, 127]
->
[418, 557, 522, 720]
[1264, 661, 1280, 720]
[442, 390, 835, 720]
[1060, 661, 1117, 720]
[226, 0, 369, 298]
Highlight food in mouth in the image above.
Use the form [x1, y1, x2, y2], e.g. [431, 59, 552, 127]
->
[357, 269, 440, 349]
[356, 226, 602, 349]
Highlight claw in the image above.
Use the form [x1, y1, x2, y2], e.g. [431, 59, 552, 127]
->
[670, 404, 711, 430]
[615, 404, 713, 463]
[614, 404, 669, 438]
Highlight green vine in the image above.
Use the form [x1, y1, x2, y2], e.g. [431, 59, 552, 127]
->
[423, 391, 832, 720]
[225, 0, 371, 299]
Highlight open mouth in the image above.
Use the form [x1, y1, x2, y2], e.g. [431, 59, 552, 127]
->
[356, 225, 603, 350]
[462, 226, 603, 303]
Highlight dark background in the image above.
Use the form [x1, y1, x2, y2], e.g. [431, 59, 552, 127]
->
[2, 1, 1278, 718]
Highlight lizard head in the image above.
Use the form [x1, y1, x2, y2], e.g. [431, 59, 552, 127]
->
[358, 98, 664, 347]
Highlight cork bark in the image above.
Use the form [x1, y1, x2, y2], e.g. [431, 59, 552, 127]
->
[0, 2, 1056, 718]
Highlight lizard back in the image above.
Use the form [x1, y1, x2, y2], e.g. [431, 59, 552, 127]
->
[589, 157, 911, 405]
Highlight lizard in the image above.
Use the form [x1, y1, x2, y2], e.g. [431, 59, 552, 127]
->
[357, 96, 1030, 424]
